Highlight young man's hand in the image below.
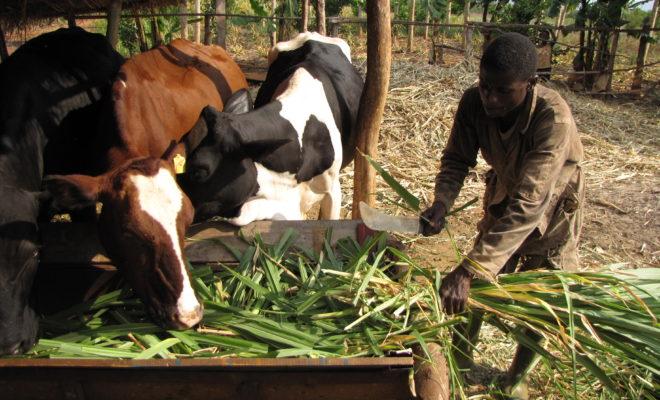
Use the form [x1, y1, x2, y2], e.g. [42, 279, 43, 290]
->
[420, 201, 447, 236]
[440, 265, 474, 314]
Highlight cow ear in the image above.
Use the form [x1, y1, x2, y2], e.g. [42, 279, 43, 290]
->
[223, 89, 253, 115]
[44, 174, 102, 210]
[180, 106, 216, 155]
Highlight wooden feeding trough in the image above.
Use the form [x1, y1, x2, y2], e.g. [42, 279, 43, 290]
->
[1, 219, 448, 400]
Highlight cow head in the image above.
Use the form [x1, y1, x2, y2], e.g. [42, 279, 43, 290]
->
[0, 189, 41, 355]
[44, 150, 202, 329]
[182, 89, 254, 184]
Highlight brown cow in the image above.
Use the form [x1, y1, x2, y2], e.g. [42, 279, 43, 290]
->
[45, 39, 249, 329]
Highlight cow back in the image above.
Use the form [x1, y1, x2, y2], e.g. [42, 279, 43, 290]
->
[107, 39, 248, 167]
[254, 38, 363, 169]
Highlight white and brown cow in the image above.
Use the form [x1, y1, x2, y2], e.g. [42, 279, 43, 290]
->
[180, 32, 363, 224]
[45, 39, 249, 330]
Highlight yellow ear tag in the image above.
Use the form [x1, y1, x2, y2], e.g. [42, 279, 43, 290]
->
[173, 154, 186, 174]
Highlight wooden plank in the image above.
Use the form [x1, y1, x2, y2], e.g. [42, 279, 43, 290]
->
[0, 357, 413, 369]
[0, 364, 414, 400]
[39, 219, 363, 266]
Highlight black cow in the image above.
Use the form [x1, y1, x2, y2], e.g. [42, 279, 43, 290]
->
[180, 32, 363, 224]
[0, 28, 123, 355]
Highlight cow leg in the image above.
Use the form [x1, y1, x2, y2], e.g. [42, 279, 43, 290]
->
[318, 179, 341, 220]
[228, 198, 303, 226]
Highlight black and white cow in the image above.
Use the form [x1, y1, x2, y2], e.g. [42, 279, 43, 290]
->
[0, 28, 123, 355]
[180, 32, 363, 224]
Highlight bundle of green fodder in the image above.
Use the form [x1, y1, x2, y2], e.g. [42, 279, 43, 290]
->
[17, 230, 659, 398]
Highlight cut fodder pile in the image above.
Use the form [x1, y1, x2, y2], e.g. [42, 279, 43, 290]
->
[14, 229, 659, 398]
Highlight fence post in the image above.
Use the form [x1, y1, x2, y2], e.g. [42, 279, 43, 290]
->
[106, 0, 122, 49]
[462, 0, 470, 50]
[301, 0, 309, 32]
[0, 26, 8, 62]
[328, 16, 340, 37]
[216, 0, 227, 48]
[317, 0, 327, 35]
[605, 30, 619, 92]
[67, 15, 77, 28]
[135, 17, 148, 52]
[203, 14, 212, 45]
[150, 10, 163, 47]
[464, 26, 473, 59]
[352, 0, 392, 218]
[270, 0, 277, 46]
[632, 18, 651, 91]
[407, 0, 416, 52]
[179, 0, 188, 40]
[194, 0, 201, 43]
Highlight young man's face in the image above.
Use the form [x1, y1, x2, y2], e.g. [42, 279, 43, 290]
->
[478, 68, 533, 119]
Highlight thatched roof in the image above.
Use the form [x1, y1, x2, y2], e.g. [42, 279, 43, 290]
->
[0, 0, 180, 31]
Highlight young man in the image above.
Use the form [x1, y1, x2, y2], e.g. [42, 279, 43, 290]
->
[420, 32, 584, 398]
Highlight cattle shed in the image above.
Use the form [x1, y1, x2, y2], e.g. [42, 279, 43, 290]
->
[0, 1, 436, 399]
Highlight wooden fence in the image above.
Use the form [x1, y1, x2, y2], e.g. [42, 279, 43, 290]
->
[1, 11, 657, 95]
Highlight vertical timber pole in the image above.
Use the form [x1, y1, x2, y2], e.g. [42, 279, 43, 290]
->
[135, 17, 148, 52]
[605, 30, 619, 92]
[632, 18, 651, 91]
[194, 0, 201, 43]
[67, 15, 76, 28]
[271, 0, 278, 46]
[180, 0, 188, 40]
[0, 26, 8, 62]
[301, 0, 309, 32]
[203, 14, 212, 45]
[644, 0, 658, 62]
[352, 0, 392, 218]
[216, 0, 227, 48]
[151, 10, 163, 47]
[106, 0, 122, 50]
[407, 0, 415, 52]
[316, 0, 326, 35]
[462, 0, 470, 51]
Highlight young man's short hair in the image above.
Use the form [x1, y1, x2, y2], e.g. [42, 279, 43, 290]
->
[481, 32, 538, 81]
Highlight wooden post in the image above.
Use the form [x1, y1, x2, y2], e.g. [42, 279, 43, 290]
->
[194, 0, 201, 43]
[464, 26, 473, 58]
[270, 0, 278, 46]
[106, 0, 122, 49]
[317, 0, 326, 35]
[644, 0, 658, 62]
[0, 26, 8, 62]
[554, 4, 567, 40]
[462, 1, 470, 51]
[352, 0, 392, 218]
[150, 12, 163, 47]
[135, 17, 148, 52]
[203, 14, 212, 45]
[179, 0, 188, 40]
[632, 18, 651, 91]
[446, 0, 452, 24]
[328, 17, 340, 37]
[407, 0, 416, 52]
[424, 6, 430, 40]
[215, 0, 227, 48]
[301, 0, 309, 32]
[605, 30, 619, 92]
[67, 15, 76, 28]
[358, 6, 364, 36]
